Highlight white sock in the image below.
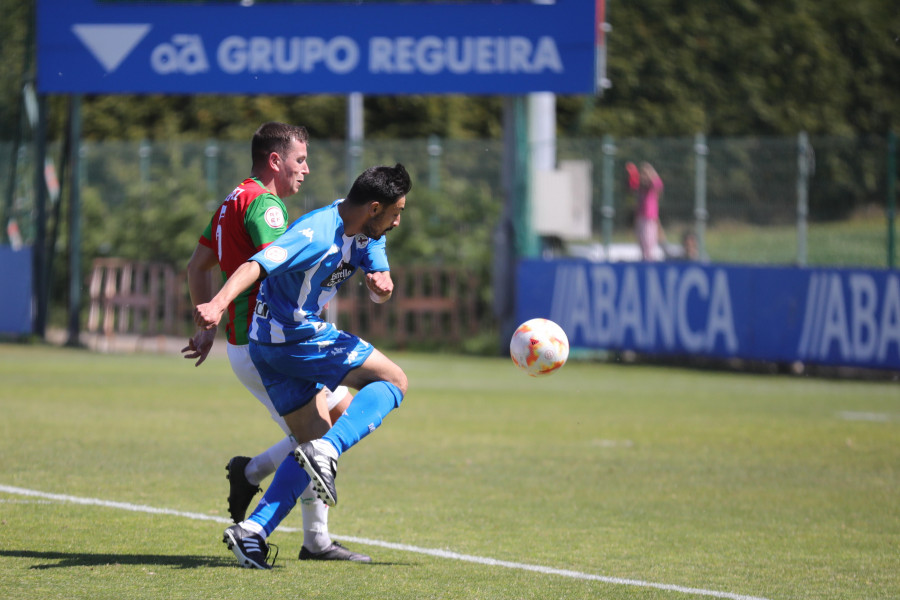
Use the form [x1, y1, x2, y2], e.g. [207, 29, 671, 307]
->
[244, 436, 295, 486]
[239, 519, 266, 538]
[300, 484, 332, 552]
[313, 437, 340, 460]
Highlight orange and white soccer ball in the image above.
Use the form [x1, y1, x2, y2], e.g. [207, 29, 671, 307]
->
[509, 318, 569, 377]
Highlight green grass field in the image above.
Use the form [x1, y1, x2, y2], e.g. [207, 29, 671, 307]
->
[610, 213, 894, 268]
[704, 216, 892, 268]
[0, 344, 898, 600]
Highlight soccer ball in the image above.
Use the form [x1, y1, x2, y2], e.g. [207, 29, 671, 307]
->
[509, 318, 569, 377]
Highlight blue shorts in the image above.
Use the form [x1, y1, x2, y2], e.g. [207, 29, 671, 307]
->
[249, 324, 374, 416]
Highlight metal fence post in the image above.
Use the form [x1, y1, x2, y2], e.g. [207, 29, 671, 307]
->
[32, 92, 48, 337]
[139, 138, 151, 192]
[796, 132, 810, 266]
[888, 131, 896, 269]
[514, 96, 537, 258]
[346, 92, 364, 191]
[204, 138, 219, 199]
[693, 133, 709, 260]
[66, 96, 83, 347]
[601, 134, 616, 254]
[427, 135, 442, 191]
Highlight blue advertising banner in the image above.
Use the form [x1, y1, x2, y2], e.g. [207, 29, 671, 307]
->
[37, 0, 595, 95]
[516, 259, 900, 370]
[0, 247, 33, 336]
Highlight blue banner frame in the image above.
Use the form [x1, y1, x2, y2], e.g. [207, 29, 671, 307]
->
[516, 259, 900, 370]
[37, 0, 595, 94]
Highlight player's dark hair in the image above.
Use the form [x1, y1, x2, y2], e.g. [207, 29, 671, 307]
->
[345, 163, 412, 207]
[251, 122, 309, 169]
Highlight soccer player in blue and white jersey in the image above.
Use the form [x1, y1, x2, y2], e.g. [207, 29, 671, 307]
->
[183, 122, 368, 563]
[194, 163, 411, 569]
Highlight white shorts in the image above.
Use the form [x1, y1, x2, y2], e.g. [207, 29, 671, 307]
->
[226, 342, 349, 436]
[635, 217, 659, 261]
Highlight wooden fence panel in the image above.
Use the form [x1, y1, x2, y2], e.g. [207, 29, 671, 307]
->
[87, 258, 190, 338]
[87, 259, 490, 348]
[334, 266, 484, 347]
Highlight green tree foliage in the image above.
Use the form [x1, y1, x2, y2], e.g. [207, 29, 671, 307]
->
[0, 0, 32, 140]
[558, 0, 899, 137]
[77, 142, 210, 265]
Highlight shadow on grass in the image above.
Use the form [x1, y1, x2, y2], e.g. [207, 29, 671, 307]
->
[0, 549, 236, 570]
[1, 549, 410, 570]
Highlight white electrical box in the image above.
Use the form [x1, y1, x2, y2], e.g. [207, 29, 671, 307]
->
[531, 159, 592, 241]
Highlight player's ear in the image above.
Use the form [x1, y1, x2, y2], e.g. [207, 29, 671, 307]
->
[268, 151, 281, 171]
[368, 201, 381, 217]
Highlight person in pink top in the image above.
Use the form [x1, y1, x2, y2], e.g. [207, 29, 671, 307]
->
[627, 161, 666, 261]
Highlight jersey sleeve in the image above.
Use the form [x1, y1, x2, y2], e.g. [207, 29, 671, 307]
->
[251, 221, 332, 278]
[244, 194, 288, 250]
[361, 236, 390, 273]
[198, 218, 214, 249]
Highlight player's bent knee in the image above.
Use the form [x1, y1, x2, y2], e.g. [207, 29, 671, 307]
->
[376, 355, 407, 396]
[392, 369, 409, 396]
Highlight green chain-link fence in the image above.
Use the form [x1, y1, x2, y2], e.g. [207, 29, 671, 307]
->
[0, 133, 896, 335]
[3, 133, 894, 269]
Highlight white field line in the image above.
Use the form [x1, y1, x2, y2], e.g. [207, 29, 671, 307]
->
[0, 484, 302, 532]
[0, 484, 770, 600]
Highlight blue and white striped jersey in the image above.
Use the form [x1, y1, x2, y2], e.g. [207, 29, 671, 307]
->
[248, 200, 388, 344]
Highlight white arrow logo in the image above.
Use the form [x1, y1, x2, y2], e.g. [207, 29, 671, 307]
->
[72, 24, 152, 73]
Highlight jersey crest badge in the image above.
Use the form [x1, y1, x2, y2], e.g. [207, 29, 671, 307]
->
[264, 206, 285, 229]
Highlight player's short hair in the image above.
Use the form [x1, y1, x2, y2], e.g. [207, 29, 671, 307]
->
[345, 163, 412, 207]
[251, 122, 309, 169]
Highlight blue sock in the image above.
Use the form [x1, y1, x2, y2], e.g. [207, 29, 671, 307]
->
[324, 381, 404, 456]
[247, 454, 310, 537]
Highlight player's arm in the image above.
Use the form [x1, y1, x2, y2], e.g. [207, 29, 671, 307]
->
[195, 260, 264, 329]
[182, 240, 220, 366]
[366, 270, 393, 304]
[361, 236, 392, 303]
[642, 162, 663, 190]
[186, 242, 219, 307]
